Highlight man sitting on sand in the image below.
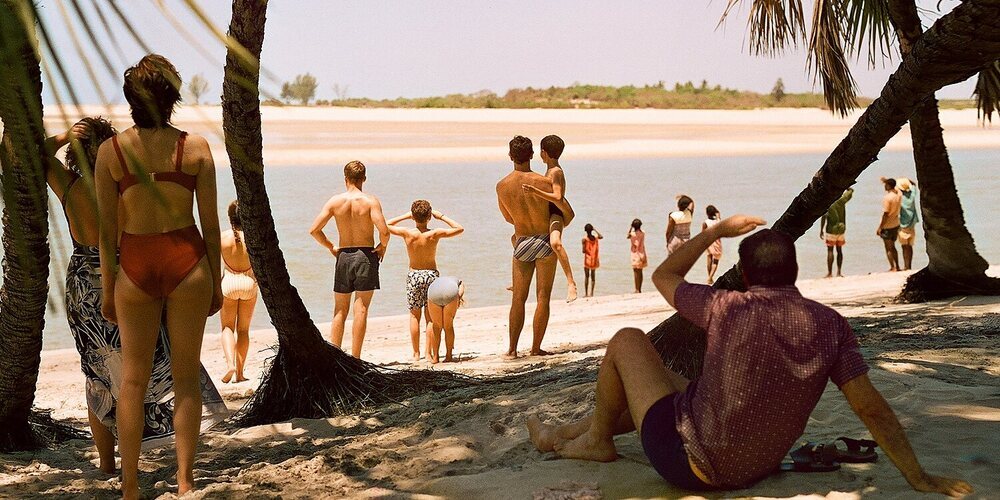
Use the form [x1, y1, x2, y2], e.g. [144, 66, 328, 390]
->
[310, 160, 390, 358]
[527, 215, 971, 496]
[387, 200, 464, 362]
[497, 135, 558, 359]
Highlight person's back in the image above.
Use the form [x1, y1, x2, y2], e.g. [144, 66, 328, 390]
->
[825, 188, 853, 235]
[329, 191, 379, 248]
[401, 228, 441, 270]
[221, 230, 251, 271]
[498, 170, 553, 237]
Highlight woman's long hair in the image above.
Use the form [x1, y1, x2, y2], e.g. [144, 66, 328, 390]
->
[631, 218, 643, 232]
[65, 117, 116, 176]
[228, 200, 242, 245]
[706, 205, 720, 220]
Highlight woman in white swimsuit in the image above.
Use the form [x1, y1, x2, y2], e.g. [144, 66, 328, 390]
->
[219, 200, 258, 383]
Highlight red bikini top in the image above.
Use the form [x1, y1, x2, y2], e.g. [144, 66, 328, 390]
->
[113, 132, 196, 194]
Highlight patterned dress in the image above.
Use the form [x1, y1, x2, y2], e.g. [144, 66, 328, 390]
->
[65, 238, 227, 447]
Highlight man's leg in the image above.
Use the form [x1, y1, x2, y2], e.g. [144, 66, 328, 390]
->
[330, 292, 351, 347]
[351, 290, 375, 358]
[529, 328, 688, 461]
[835, 245, 844, 276]
[883, 238, 899, 271]
[507, 258, 535, 358]
[826, 246, 835, 278]
[549, 218, 578, 303]
[531, 255, 557, 355]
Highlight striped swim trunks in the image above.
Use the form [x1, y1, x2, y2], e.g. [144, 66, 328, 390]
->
[513, 234, 554, 262]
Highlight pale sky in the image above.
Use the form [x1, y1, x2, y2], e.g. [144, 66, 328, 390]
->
[36, 0, 975, 106]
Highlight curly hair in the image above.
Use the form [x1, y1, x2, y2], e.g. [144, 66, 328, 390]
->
[65, 117, 117, 175]
[344, 160, 366, 185]
[123, 54, 182, 128]
[509, 135, 533, 164]
[540, 135, 565, 160]
[411, 199, 432, 223]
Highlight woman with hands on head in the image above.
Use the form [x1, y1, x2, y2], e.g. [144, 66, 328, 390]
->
[94, 54, 222, 499]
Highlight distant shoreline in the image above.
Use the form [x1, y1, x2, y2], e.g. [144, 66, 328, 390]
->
[39, 106, 997, 165]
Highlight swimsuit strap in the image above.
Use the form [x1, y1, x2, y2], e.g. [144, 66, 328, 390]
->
[111, 136, 130, 175]
[61, 173, 80, 208]
[174, 132, 188, 172]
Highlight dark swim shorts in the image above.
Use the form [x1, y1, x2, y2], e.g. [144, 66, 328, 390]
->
[334, 247, 380, 293]
[640, 394, 714, 492]
[879, 226, 900, 241]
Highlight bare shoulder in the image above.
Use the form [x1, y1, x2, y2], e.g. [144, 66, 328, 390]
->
[96, 138, 121, 178]
[548, 166, 566, 182]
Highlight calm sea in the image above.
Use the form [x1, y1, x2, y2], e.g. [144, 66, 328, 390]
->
[37, 149, 999, 350]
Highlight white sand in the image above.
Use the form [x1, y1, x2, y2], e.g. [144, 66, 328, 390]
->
[4, 269, 998, 498]
[40, 105, 998, 165]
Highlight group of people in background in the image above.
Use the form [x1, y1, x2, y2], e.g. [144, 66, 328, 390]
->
[821, 177, 920, 278]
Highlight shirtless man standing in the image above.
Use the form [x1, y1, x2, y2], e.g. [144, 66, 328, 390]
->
[497, 136, 558, 359]
[522, 134, 578, 303]
[386, 200, 464, 362]
[310, 160, 390, 358]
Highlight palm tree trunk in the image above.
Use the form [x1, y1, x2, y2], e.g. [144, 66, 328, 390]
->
[649, 0, 1000, 378]
[0, 1, 50, 451]
[888, 0, 1000, 302]
[222, 0, 468, 426]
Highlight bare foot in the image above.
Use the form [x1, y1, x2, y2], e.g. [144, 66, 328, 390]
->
[567, 282, 578, 303]
[503, 350, 518, 360]
[529, 349, 552, 356]
[235, 375, 249, 383]
[444, 353, 456, 362]
[824, 273, 833, 279]
[837, 273, 844, 278]
[527, 415, 559, 452]
[221, 369, 235, 384]
[412, 352, 421, 362]
[177, 480, 195, 496]
[553, 430, 617, 462]
[506, 285, 514, 292]
[121, 484, 139, 500]
[98, 461, 116, 475]
[707, 279, 714, 285]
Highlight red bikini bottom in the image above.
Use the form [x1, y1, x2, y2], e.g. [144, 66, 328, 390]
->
[120, 225, 207, 298]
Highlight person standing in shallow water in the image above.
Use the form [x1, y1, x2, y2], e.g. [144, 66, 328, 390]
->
[220, 200, 258, 383]
[702, 205, 723, 285]
[582, 224, 603, 297]
[628, 219, 648, 293]
[95, 54, 223, 499]
[820, 188, 853, 278]
[310, 160, 391, 358]
[666, 195, 694, 255]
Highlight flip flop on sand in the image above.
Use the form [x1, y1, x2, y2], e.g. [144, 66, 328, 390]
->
[830, 437, 878, 463]
[779, 443, 841, 472]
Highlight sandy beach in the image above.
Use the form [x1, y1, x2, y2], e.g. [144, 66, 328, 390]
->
[4, 268, 998, 499]
[41, 105, 998, 165]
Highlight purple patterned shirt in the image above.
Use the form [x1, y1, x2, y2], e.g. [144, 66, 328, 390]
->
[672, 282, 869, 488]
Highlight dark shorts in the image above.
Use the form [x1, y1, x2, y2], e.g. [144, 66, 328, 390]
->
[334, 247, 380, 294]
[879, 226, 900, 241]
[641, 394, 713, 492]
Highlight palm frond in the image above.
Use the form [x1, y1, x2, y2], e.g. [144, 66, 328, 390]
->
[720, 0, 807, 56]
[807, 0, 858, 115]
[974, 60, 1000, 123]
[843, 0, 895, 67]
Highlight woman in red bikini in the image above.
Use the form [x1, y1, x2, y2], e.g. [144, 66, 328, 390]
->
[95, 54, 222, 499]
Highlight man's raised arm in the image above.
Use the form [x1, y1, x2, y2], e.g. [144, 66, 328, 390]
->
[432, 210, 464, 238]
[652, 215, 765, 307]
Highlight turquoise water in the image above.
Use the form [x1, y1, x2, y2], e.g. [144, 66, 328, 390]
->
[38, 149, 1000, 350]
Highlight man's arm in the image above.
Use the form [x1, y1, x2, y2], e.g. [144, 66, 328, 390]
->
[593, 228, 603, 239]
[840, 375, 973, 497]
[652, 215, 765, 307]
[386, 212, 412, 237]
[309, 199, 338, 256]
[370, 197, 391, 260]
[820, 215, 827, 239]
[431, 210, 464, 238]
[877, 211, 890, 236]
